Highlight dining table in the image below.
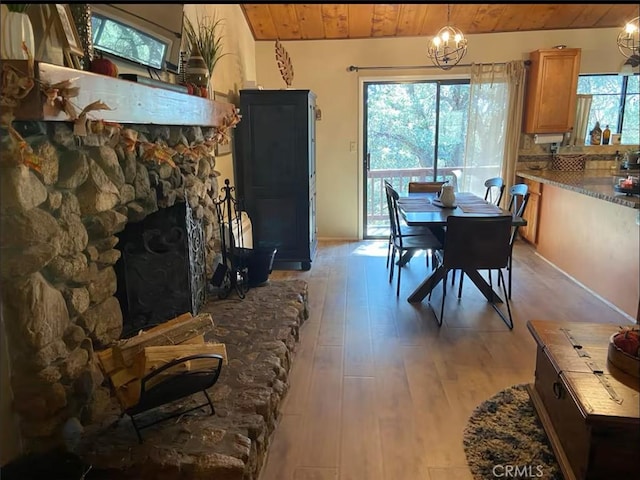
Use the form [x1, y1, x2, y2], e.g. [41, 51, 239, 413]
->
[397, 191, 526, 304]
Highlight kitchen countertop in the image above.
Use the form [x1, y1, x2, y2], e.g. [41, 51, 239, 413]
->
[516, 168, 640, 209]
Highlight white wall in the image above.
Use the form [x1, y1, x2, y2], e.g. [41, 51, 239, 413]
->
[254, 28, 630, 239]
[183, 4, 256, 188]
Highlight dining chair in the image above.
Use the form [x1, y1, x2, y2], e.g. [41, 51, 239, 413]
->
[457, 183, 530, 299]
[484, 177, 506, 206]
[385, 183, 442, 297]
[449, 175, 504, 289]
[384, 180, 434, 269]
[498, 183, 530, 299]
[408, 181, 446, 193]
[430, 215, 514, 329]
[451, 176, 505, 289]
[406, 182, 448, 264]
[407, 180, 448, 252]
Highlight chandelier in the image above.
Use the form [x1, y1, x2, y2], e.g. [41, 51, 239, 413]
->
[427, 4, 468, 70]
[617, 16, 639, 59]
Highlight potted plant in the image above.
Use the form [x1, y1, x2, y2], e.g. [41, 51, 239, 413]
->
[183, 13, 229, 90]
[1, 4, 34, 60]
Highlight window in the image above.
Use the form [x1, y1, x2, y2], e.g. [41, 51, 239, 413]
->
[91, 12, 169, 70]
[364, 80, 470, 237]
[365, 80, 470, 173]
[577, 74, 639, 145]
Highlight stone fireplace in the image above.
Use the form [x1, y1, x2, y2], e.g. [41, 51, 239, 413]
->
[0, 59, 239, 454]
[0, 118, 225, 452]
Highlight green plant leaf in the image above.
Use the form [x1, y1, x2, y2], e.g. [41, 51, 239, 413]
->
[183, 13, 229, 78]
[5, 4, 31, 13]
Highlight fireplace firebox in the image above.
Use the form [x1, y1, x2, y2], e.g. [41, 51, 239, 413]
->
[115, 201, 206, 338]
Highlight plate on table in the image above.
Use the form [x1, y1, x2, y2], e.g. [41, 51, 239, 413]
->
[432, 198, 457, 208]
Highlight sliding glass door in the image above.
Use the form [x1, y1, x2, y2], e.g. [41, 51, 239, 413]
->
[363, 80, 469, 238]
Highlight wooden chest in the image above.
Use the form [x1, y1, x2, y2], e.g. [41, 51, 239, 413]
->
[527, 320, 640, 480]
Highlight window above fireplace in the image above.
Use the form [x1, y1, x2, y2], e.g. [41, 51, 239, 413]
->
[91, 12, 169, 71]
[90, 4, 184, 73]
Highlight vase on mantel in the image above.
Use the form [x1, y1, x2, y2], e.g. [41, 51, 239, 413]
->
[0, 8, 35, 60]
[185, 45, 209, 87]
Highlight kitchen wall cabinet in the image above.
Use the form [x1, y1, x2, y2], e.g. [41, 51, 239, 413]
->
[523, 48, 581, 134]
[234, 89, 317, 270]
[518, 177, 542, 245]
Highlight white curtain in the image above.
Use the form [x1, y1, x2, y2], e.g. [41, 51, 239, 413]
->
[461, 61, 526, 204]
[570, 94, 593, 146]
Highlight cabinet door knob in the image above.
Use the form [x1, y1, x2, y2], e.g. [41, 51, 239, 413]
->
[552, 380, 563, 399]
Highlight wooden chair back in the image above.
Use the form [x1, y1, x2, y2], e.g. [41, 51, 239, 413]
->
[408, 181, 446, 193]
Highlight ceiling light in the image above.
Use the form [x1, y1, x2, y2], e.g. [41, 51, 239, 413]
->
[617, 16, 639, 59]
[427, 4, 468, 70]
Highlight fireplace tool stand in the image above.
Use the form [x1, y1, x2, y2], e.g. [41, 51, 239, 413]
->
[211, 179, 249, 299]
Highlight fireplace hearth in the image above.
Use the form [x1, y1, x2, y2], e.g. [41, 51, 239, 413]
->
[78, 280, 309, 480]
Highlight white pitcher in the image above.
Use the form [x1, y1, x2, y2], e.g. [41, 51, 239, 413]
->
[439, 184, 456, 207]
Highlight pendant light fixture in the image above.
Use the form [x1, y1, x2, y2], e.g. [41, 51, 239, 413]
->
[617, 16, 639, 59]
[427, 4, 468, 70]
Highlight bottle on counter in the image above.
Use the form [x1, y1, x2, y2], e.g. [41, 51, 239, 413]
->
[589, 121, 602, 145]
[602, 125, 611, 145]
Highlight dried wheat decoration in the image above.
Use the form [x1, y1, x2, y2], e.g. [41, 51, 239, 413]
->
[274, 39, 294, 88]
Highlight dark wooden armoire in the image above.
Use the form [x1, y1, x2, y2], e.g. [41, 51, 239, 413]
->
[234, 89, 317, 270]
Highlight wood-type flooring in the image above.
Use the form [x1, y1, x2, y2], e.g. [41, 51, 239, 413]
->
[260, 240, 632, 480]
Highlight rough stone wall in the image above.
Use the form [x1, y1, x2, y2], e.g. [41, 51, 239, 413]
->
[0, 121, 223, 451]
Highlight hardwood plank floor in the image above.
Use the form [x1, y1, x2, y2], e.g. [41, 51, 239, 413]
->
[260, 240, 632, 480]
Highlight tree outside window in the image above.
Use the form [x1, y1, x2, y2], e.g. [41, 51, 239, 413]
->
[577, 74, 639, 145]
[92, 13, 168, 70]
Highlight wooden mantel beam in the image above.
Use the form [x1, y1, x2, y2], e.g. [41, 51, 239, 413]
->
[1, 60, 235, 127]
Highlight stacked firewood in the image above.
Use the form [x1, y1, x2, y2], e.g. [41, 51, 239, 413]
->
[96, 312, 227, 410]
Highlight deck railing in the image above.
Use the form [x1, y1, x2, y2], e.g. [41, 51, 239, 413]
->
[367, 165, 499, 233]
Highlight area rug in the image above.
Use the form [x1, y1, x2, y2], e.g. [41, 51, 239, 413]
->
[463, 384, 562, 480]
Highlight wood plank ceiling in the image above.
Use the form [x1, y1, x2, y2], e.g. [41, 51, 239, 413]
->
[240, 4, 639, 41]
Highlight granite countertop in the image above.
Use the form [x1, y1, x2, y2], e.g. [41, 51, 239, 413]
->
[516, 168, 640, 209]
